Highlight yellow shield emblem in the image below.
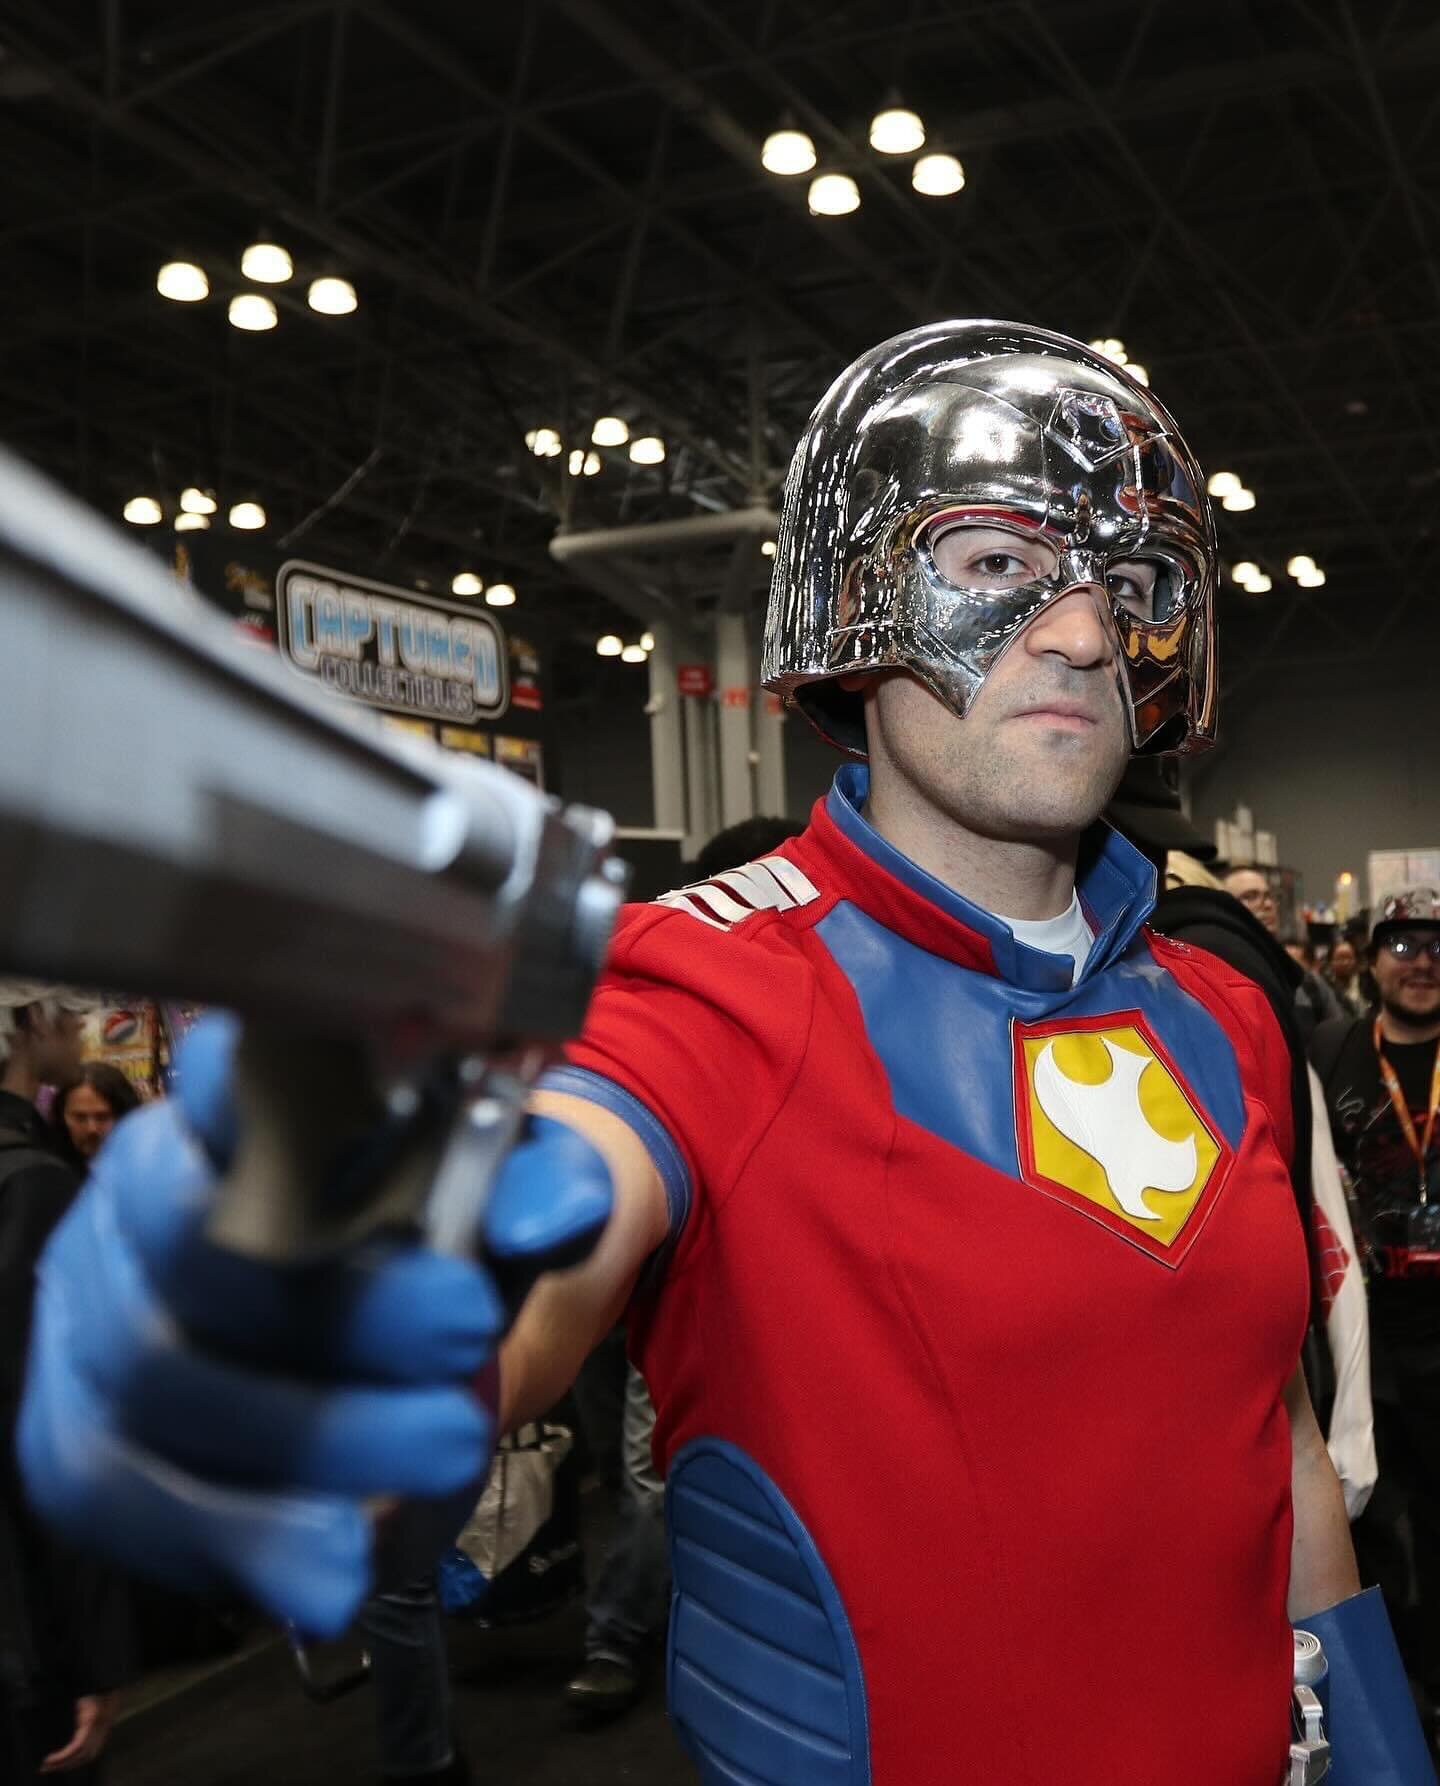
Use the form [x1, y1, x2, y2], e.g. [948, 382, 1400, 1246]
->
[1013, 1011, 1230, 1264]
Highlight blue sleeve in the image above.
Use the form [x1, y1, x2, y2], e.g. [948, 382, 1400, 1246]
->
[538, 1064, 691, 1286]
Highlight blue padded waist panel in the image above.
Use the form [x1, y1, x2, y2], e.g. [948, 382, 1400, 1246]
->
[666, 1440, 870, 1786]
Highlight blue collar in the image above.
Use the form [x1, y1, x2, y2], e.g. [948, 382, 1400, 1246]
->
[824, 763, 1157, 992]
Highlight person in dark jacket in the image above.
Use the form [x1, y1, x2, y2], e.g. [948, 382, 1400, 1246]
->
[0, 985, 131, 1784]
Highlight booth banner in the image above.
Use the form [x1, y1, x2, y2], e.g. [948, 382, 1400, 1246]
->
[495, 735, 545, 789]
[172, 534, 550, 768]
[276, 560, 508, 726]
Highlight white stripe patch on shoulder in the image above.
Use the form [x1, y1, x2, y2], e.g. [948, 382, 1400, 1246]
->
[655, 855, 820, 930]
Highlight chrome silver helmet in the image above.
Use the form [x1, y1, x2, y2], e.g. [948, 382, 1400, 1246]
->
[761, 319, 1218, 757]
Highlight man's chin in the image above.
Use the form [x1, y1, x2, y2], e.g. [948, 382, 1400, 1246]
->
[1384, 994, 1440, 1030]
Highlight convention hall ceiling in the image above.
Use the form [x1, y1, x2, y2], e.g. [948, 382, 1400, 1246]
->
[2, 0, 1437, 709]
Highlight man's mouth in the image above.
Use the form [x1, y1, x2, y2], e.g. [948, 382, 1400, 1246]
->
[1009, 698, 1100, 728]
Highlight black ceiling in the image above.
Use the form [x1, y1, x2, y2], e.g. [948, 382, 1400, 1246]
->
[2, 0, 1438, 714]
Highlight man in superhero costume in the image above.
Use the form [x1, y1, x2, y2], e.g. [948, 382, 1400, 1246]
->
[17, 323, 1436, 1783]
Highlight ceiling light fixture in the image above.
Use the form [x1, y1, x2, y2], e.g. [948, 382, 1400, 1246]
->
[1246, 572, 1273, 593]
[451, 571, 483, 596]
[485, 582, 516, 607]
[869, 107, 925, 155]
[308, 275, 357, 315]
[122, 496, 163, 525]
[1087, 336, 1127, 365]
[1296, 567, 1327, 588]
[640, 631, 656, 652]
[1221, 487, 1257, 512]
[156, 261, 209, 302]
[180, 486, 217, 515]
[1231, 562, 1261, 584]
[526, 427, 563, 458]
[568, 449, 586, 476]
[228, 292, 278, 331]
[596, 634, 623, 657]
[591, 416, 629, 447]
[228, 500, 267, 530]
[761, 539, 777, 557]
[241, 241, 293, 283]
[1285, 555, 1316, 578]
[761, 129, 817, 176]
[629, 435, 666, 465]
[1126, 362, 1150, 386]
[911, 153, 965, 196]
[1207, 471, 1242, 499]
[808, 173, 861, 216]
[174, 512, 210, 532]
[583, 451, 601, 476]
[620, 643, 648, 664]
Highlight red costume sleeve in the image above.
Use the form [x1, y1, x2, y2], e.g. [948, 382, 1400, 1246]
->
[560, 903, 817, 1268]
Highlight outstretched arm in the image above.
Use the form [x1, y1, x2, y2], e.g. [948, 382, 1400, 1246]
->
[498, 1089, 670, 1432]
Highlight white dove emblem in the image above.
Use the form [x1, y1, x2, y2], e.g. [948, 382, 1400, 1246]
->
[1033, 1037, 1198, 1222]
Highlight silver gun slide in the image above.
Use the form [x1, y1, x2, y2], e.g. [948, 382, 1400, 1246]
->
[0, 445, 625, 1262]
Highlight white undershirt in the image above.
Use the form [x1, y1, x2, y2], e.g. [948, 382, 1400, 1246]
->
[1001, 893, 1094, 985]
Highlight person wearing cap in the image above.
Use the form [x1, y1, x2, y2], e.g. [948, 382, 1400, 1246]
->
[1312, 888, 1440, 1747]
[20, 323, 1436, 1782]
[0, 986, 131, 1783]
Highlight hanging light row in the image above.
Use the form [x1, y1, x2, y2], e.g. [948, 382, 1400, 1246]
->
[157, 241, 358, 331]
[123, 487, 266, 530]
[1230, 555, 1327, 596]
[1086, 336, 1150, 388]
[525, 420, 665, 467]
[596, 630, 656, 663]
[761, 106, 965, 216]
[449, 570, 517, 607]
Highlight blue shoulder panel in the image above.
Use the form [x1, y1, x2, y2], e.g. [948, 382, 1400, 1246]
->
[666, 1439, 870, 1786]
[817, 901, 1245, 1184]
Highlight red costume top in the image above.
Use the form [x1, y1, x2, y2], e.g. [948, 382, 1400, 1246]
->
[547, 765, 1309, 1786]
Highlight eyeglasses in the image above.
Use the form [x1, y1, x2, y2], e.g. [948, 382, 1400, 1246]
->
[1380, 933, 1440, 963]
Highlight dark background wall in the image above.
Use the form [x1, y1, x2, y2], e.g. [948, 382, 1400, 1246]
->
[1189, 657, 1440, 910]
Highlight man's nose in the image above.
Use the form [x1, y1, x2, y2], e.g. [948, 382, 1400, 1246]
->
[1022, 582, 1115, 668]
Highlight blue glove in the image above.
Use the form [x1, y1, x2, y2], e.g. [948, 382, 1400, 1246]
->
[18, 1015, 612, 1637]
[1298, 1587, 1439, 1784]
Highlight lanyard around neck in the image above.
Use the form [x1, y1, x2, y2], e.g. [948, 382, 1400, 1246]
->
[1373, 1016, 1440, 1202]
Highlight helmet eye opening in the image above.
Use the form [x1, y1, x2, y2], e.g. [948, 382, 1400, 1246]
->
[1106, 553, 1194, 627]
[920, 514, 1059, 594]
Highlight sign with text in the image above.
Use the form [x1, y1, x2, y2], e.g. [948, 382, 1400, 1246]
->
[677, 664, 713, 697]
[276, 559, 509, 724]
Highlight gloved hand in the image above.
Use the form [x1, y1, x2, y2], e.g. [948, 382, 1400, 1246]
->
[18, 1015, 612, 1637]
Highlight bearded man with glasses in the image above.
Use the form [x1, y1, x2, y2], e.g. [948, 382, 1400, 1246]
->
[1314, 886, 1440, 1757]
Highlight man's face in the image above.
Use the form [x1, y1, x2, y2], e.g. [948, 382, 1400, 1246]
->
[1372, 926, 1440, 1028]
[1225, 869, 1278, 935]
[64, 1081, 116, 1159]
[862, 524, 1132, 841]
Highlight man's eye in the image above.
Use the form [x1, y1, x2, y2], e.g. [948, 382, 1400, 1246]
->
[974, 551, 1028, 577]
[1107, 567, 1157, 619]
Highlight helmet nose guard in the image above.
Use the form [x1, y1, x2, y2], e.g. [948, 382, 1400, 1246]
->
[761, 320, 1218, 759]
